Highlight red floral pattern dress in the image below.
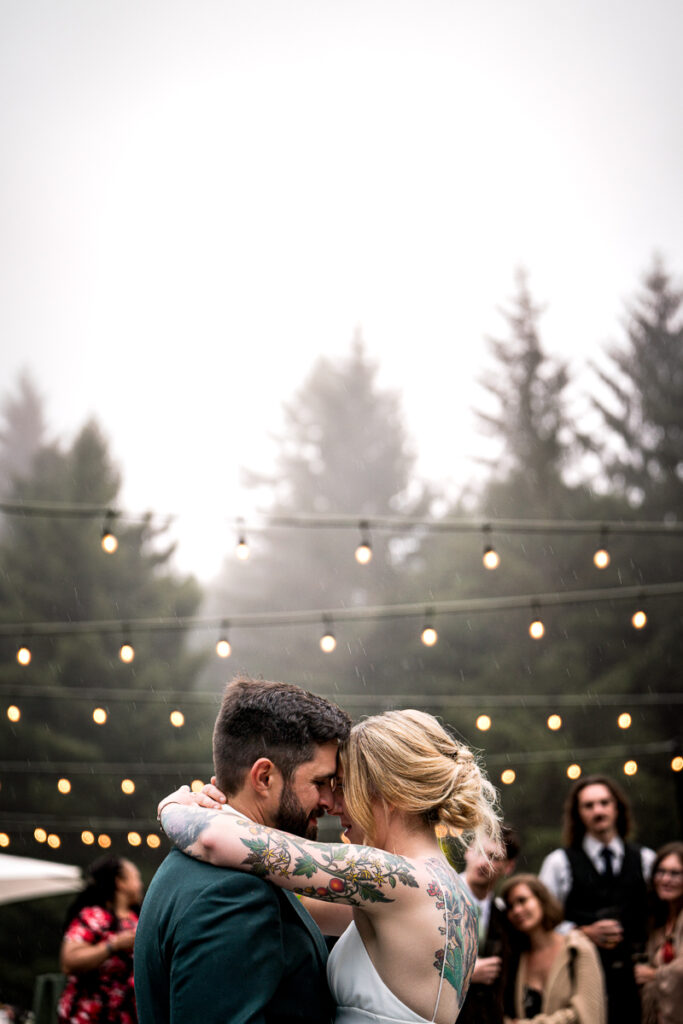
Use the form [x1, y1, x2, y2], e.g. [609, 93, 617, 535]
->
[57, 905, 138, 1023]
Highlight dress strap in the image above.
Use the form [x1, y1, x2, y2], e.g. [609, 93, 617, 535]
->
[427, 864, 451, 1023]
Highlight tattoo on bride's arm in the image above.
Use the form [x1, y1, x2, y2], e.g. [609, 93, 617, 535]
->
[426, 857, 478, 1006]
[161, 804, 224, 859]
[240, 826, 419, 904]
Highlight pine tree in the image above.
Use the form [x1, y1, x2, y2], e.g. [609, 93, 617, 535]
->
[588, 258, 683, 518]
[475, 271, 575, 517]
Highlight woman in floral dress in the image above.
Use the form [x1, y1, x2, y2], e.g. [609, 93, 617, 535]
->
[57, 855, 143, 1024]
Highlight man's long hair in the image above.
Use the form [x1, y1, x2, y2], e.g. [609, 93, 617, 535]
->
[562, 774, 632, 848]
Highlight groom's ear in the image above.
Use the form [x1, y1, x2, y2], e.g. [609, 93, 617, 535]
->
[249, 757, 281, 795]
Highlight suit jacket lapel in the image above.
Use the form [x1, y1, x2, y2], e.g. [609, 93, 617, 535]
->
[282, 890, 329, 966]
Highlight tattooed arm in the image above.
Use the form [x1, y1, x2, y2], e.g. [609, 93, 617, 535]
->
[160, 801, 419, 910]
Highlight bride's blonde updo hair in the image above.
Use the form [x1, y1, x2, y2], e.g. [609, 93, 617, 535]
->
[340, 709, 500, 849]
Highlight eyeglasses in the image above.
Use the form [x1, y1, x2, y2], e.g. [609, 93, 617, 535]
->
[654, 868, 683, 880]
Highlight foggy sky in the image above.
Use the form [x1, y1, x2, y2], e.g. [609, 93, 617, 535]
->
[1, 0, 682, 579]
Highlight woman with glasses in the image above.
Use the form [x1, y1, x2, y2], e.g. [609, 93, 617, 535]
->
[635, 841, 683, 1024]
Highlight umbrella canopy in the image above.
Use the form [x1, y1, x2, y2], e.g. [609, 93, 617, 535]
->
[0, 852, 83, 905]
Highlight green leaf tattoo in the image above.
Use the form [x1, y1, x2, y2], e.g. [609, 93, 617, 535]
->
[425, 857, 478, 1006]
[237, 824, 418, 905]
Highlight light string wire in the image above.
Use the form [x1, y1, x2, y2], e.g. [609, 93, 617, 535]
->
[1, 686, 681, 707]
[2, 500, 683, 537]
[0, 580, 681, 641]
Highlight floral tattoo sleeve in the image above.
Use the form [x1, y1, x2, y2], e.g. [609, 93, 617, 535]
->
[425, 856, 478, 1004]
[161, 803, 418, 905]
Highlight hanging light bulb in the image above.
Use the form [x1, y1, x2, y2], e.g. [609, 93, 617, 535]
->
[121, 778, 135, 794]
[81, 830, 95, 845]
[631, 608, 647, 629]
[420, 611, 437, 647]
[101, 510, 119, 554]
[593, 527, 610, 569]
[671, 756, 683, 773]
[128, 832, 142, 847]
[92, 707, 108, 725]
[547, 714, 562, 731]
[501, 769, 516, 785]
[617, 712, 632, 730]
[235, 519, 250, 560]
[146, 833, 161, 848]
[119, 642, 135, 663]
[57, 778, 71, 794]
[567, 763, 582, 780]
[16, 644, 31, 666]
[476, 714, 492, 731]
[98, 834, 112, 848]
[320, 617, 337, 653]
[216, 622, 232, 658]
[7, 705, 20, 723]
[354, 521, 372, 565]
[528, 607, 545, 640]
[482, 525, 500, 569]
[623, 760, 638, 776]
[170, 710, 185, 728]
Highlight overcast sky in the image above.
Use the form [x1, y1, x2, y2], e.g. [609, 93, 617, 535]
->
[1, 0, 682, 580]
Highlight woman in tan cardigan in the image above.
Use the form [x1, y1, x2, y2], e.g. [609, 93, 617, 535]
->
[636, 841, 683, 1024]
[501, 874, 606, 1024]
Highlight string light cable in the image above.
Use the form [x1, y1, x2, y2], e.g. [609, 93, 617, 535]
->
[1, 580, 680, 645]
[2, 501, 683, 540]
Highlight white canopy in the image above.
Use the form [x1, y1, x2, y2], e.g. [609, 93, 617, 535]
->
[0, 852, 83, 905]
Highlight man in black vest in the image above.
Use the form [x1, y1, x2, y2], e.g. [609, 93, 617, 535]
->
[539, 774, 655, 1024]
[457, 825, 520, 1024]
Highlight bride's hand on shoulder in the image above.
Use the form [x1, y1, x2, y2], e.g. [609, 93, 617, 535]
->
[157, 781, 226, 820]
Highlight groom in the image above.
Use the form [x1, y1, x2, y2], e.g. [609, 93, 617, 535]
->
[134, 675, 351, 1023]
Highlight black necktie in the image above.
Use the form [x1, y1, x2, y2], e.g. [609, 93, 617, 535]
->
[600, 846, 614, 878]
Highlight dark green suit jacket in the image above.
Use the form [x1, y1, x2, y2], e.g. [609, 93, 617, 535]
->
[134, 849, 334, 1024]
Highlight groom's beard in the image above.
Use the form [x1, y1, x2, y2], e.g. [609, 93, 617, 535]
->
[274, 782, 320, 840]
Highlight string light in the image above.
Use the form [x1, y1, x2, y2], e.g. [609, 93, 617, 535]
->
[98, 834, 111, 848]
[16, 645, 31, 666]
[482, 526, 500, 569]
[0, 834, 9, 848]
[547, 714, 562, 731]
[354, 521, 373, 565]
[501, 769, 516, 785]
[92, 707, 108, 725]
[618, 713, 632, 729]
[190, 780, 205, 792]
[81, 830, 95, 845]
[34, 828, 47, 843]
[623, 760, 638, 776]
[593, 527, 610, 569]
[216, 624, 231, 658]
[631, 609, 647, 629]
[235, 520, 250, 561]
[420, 611, 438, 647]
[567, 764, 582, 779]
[672, 757, 683, 772]
[529, 615, 545, 639]
[7, 705, 21, 722]
[57, 778, 71, 794]
[127, 832, 142, 847]
[476, 714, 492, 731]
[146, 834, 161, 849]
[320, 616, 337, 653]
[121, 779, 135, 794]
[100, 510, 118, 554]
[47, 834, 61, 849]
[169, 710, 185, 728]
[119, 641, 135, 663]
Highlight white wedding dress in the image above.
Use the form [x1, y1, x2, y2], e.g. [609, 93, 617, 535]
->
[327, 921, 448, 1024]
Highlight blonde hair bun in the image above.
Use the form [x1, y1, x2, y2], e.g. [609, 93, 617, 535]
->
[341, 708, 500, 848]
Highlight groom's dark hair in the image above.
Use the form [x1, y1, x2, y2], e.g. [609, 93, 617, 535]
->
[212, 674, 351, 795]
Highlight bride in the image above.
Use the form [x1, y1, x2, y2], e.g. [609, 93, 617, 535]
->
[158, 708, 500, 1024]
